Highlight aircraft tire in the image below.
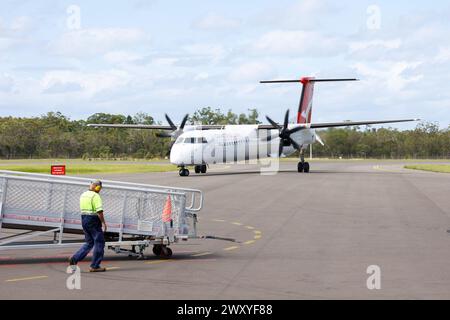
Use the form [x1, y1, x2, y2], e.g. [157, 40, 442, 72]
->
[179, 169, 190, 177]
[297, 162, 304, 173]
[304, 162, 310, 173]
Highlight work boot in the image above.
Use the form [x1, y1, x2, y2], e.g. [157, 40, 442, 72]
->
[89, 267, 106, 273]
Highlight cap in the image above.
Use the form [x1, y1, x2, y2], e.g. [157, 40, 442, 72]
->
[91, 180, 103, 187]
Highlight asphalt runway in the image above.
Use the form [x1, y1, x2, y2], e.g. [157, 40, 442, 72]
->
[1, 160, 450, 299]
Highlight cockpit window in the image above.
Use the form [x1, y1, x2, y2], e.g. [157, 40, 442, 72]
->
[179, 137, 208, 144]
[196, 137, 208, 144]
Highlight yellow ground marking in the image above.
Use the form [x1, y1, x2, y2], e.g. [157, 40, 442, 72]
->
[244, 240, 256, 245]
[5, 275, 48, 283]
[213, 219, 226, 223]
[106, 267, 121, 271]
[232, 222, 243, 226]
[191, 252, 213, 257]
[254, 230, 262, 235]
[145, 258, 217, 265]
[254, 235, 262, 240]
[145, 260, 170, 265]
[179, 259, 217, 263]
[245, 226, 255, 230]
[224, 246, 239, 251]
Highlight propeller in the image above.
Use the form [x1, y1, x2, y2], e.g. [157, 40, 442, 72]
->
[315, 132, 325, 146]
[157, 114, 189, 140]
[265, 110, 305, 156]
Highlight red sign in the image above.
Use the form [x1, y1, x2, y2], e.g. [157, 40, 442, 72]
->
[51, 165, 66, 176]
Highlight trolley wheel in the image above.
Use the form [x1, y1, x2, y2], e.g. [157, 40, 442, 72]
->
[160, 246, 173, 258]
[152, 244, 163, 256]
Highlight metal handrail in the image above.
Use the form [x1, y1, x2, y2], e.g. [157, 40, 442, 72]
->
[0, 170, 203, 212]
[0, 174, 185, 197]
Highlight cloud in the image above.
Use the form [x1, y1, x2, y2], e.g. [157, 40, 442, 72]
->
[0, 15, 32, 53]
[435, 47, 450, 63]
[40, 70, 132, 96]
[352, 61, 423, 93]
[347, 39, 403, 61]
[0, 16, 32, 36]
[10, 16, 32, 33]
[254, 0, 338, 30]
[42, 81, 82, 94]
[104, 51, 142, 64]
[253, 30, 344, 57]
[228, 61, 273, 82]
[193, 13, 241, 30]
[181, 43, 229, 64]
[349, 39, 402, 53]
[0, 74, 14, 92]
[52, 28, 147, 57]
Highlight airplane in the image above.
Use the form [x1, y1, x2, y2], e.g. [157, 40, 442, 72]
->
[88, 77, 419, 177]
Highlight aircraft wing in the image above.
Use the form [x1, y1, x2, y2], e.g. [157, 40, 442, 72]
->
[307, 118, 420, 129]
[87, 124, 226, 130]
[87, 124, 174, 130]
[258, 119, 419, 130]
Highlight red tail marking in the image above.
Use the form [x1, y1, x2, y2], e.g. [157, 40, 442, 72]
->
[298, 77, 315, 124]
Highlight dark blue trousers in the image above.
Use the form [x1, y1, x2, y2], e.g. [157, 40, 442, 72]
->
[72, 215, 105, 269]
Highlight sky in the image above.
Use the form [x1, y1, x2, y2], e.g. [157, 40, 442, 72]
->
[0, 0, 449, 128]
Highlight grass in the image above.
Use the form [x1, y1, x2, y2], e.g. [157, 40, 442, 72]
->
[404, 164, 450, 174]
[0, 161, 178, 175]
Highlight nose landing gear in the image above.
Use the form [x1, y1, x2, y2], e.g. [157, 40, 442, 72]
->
[179, 167, 190, 177]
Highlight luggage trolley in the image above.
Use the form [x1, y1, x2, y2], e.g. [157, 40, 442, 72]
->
[0, 171, 204, 259]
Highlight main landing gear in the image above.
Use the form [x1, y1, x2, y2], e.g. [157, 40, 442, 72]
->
[179, 165, 207, 176]
[194, 165, 207, 174]
[298, 150, 310, 173]
[179, 167, 190, 177]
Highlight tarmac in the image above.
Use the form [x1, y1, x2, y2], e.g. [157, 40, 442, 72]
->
[1, 160, 450, 299]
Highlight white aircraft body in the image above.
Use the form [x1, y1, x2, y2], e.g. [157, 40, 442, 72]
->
[89, 77, 418, 176]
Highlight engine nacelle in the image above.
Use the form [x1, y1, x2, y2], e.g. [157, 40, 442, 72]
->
[291, 129, 316, 147]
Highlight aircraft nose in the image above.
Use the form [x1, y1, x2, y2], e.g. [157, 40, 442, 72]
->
[170, 146, 181, 165]
[170, 145, 187, 165]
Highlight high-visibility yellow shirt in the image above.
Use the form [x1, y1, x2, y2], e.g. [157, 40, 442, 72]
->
[80, 190, 103, 215]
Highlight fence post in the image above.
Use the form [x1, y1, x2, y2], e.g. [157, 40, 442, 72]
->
[0, 178, 8, 235]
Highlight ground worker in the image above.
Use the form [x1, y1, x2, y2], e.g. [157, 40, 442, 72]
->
[69, 180, 107, 272]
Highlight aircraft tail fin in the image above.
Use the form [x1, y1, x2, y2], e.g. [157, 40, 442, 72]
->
[260, 78, 359, 124]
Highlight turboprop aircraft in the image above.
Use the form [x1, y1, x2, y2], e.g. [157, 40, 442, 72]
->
[88, 77, 419, 176]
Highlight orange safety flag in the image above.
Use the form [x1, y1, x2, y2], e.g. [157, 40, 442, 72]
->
[162, 195, 172, 223]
